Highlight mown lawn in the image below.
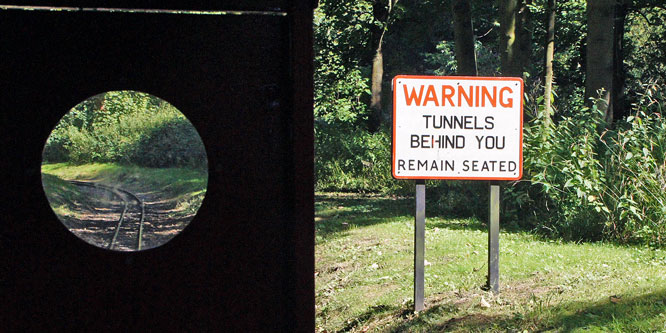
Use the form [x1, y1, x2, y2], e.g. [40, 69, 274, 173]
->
[315, 192, 666, 332]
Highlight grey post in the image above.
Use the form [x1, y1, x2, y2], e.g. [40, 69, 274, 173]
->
[487, 182, 500, 293]
[414, 179, 426, 312]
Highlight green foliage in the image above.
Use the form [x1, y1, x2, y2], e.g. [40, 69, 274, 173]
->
[312, 0, 666, 248]
[42, 91, 206, 170]
[423, 40, 500, 76]
[315, 123, 410, 194]
[505, 92, 666, 246]
[314, 0, 375, 126]
[130, 118, 207, 169]
[624, 6, 666, 106]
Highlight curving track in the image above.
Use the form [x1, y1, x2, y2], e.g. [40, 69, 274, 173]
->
[68, 180, 145, 251]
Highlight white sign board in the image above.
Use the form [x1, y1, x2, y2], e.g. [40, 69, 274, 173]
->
[392, 75, 523, 180]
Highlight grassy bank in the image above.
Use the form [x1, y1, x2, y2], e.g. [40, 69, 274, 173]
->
[316, 193, 666, 332]
[42, 163, 206, 194]
[42, 163, 207, 218]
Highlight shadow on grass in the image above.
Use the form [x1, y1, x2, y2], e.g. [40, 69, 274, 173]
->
[315, 194, 414, 239]
[337, 304, 399, 332]
[377, 289, 666, 332]
[538, 289, 666, 331]
[316, 193, 527, 240]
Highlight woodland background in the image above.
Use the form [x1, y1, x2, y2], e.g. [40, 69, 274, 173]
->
[313, 0, 666, 247]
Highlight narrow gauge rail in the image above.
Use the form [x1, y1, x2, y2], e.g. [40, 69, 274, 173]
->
[68, 180, 145, 251]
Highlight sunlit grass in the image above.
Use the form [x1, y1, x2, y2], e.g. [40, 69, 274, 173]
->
[315, 192, 666, 332]
[42, 162, 208, 220]
[41, 162, 207, 196]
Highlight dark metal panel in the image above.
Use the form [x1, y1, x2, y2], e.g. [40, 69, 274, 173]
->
[285, 1, 316, 330]
[1, 8, 314, 331]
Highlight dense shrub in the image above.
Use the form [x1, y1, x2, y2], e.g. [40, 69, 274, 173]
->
[315, 122, 410, 194]
[505, 90, 666, 247]
[42, 91, 207, 170]
[130, 118, 207, 169]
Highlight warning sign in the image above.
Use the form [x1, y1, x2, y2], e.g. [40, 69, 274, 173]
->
[392, 75, 523, 180]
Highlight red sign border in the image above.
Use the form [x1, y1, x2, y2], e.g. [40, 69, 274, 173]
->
[392, 75, 524, 181]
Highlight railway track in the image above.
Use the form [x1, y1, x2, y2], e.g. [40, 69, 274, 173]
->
[68, 180, 145, 251]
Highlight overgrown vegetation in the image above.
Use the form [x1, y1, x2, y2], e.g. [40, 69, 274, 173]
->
[43, 91, 207, 170]
[508, 87, 666, 246]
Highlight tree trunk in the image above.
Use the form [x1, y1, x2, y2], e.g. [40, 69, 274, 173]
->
[370, 35, 384, 116]
[515, 0, 532, 75]
[499, 0, 519, 76]
[585, 0, 615, 124]
[368, 0, 398, 132]
[612, 0, 629, 121]
[543, 0, 556, 128]
[451, 0, 477, 76]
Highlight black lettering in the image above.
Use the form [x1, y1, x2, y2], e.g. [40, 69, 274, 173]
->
[464, 116, 473, 129]
[454, 116, 464, 128]
[456, 135, 465, 148]
[433, 115, 442, 129]
[474, 116, 484, 129]
[485, 136, 493, 149]
[411, 135, 419, 148]
[445, 160, 454, 171]
[421, 135, 430, 148]
[409, 159, 415, 170]
[398, 159, 406, 170]
[423, 115, 432, 128]
[476, 136, 483, 149]
[485, 116, 494, 129]
[418, 160, 428, 170]
[445, 135, 455, 148]
[496, 136, 505, 149]
[462, 160, 469, 171]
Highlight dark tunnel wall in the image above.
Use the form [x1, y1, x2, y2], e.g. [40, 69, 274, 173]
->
[0, 1, 315, 331]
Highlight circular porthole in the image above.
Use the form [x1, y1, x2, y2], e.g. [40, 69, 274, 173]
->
[41, 91, 208, 251]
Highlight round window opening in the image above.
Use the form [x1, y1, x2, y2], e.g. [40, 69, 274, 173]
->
[41, 91, 208, 251]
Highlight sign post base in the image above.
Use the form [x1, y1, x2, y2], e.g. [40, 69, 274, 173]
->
[414, 180, 425, 312]
[487, 182, 500, 293]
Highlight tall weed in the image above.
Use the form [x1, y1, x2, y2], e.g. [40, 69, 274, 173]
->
[506, 89, 666, 247]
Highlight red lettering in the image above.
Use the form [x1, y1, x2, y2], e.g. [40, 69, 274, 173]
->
[458, 86, 473, 107]
[481, 86, 497, 107]
[403, 85, 424, 106]
[441, 85, 455, 106]
[499, 87, 513, 108]
[423, 85, 439, 106]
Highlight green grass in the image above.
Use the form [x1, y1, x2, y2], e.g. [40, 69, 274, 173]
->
[42, 163, 208, 217]
[42, 163, 207, 195]
[315, 192, 666, 332]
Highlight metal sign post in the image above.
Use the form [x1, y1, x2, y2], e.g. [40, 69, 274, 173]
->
[414, 180, 426, 312]
[488, 182, 500, 293]
[391, 75, 524, 311]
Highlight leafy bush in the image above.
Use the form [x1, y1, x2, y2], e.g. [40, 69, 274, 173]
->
[423, 40, 500, 77]
[130, 118, 207, 169]
[315, 122, 410, 194]
[505, 90, 666, 247]
[42, 91, 206, 170]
